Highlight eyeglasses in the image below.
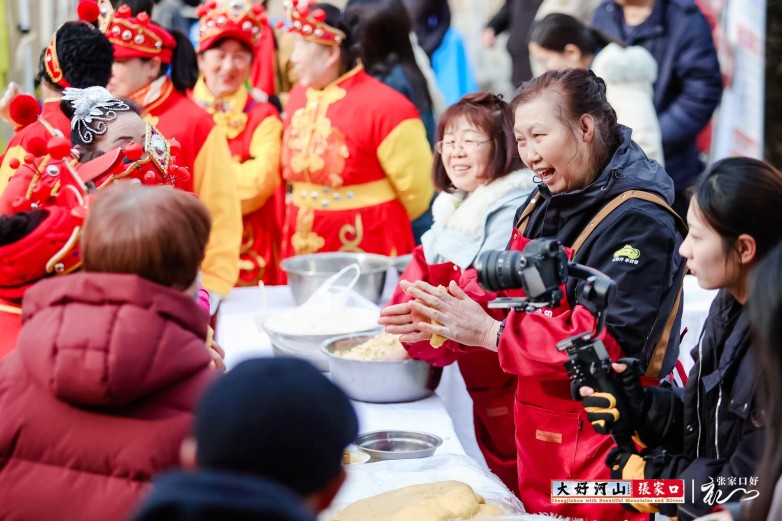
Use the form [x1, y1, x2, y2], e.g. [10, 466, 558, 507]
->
[435, 138, 492, 154]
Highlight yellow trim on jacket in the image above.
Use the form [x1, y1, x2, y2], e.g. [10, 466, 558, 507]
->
[376, 118, 434, 220]
[235, 116, 282, 215]
[193, 126, 242, 296]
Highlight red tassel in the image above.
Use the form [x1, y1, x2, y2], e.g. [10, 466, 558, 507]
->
[9, 95, 41, 127]
[76, 0, 100, 23]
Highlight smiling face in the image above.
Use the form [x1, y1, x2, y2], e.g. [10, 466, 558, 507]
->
[513, 93, 595, 193]
[198, 38, 253, 97]
[439, 115, 491, 192]
[290, 36, 341, 89]
[679, 197, 743, 292]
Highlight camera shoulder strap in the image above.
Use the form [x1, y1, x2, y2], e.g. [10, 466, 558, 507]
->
[514, 189, 542, 233]
[571, 190, 688, 379]
[570, 190, 686, 253]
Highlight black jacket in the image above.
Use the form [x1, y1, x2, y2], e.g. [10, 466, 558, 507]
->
[130, 470, 317, 521]
[516, 126, 684, 377]
[592, 0, 722, 190]
[637, 290, 763, 520]
[486, 0, 544, 85]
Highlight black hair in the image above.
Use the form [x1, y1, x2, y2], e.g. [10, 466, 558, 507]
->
[746, 242, 782, 520]
[346, 0, 433, 115]
[693, 157, 782, 259]
[312, 3, 360, 74]
[530, 13, 613, 57]
[0, 210, 48, 246]
[166, 30, 200, 93]
[36, 21, 114, 91]
[111, 0, 157, 14]
[512, 68, 622, 176]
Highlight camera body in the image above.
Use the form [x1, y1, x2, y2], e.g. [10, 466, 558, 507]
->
[474, 239, 569, 309]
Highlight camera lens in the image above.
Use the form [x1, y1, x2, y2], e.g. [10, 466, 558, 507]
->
[475, 250, 525, 291]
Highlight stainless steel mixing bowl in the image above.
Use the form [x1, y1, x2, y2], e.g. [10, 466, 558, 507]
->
[280, 253, 391, 305]
[321, 334, 442, 403]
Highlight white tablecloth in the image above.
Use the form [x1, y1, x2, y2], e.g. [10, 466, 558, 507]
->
[215, 273, 717, 516]
[215, 279, 520, 514]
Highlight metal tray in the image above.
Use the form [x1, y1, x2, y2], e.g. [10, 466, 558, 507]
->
[354, 430, 443, 460]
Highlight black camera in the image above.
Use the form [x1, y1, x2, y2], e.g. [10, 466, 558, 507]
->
[474, 239, 568, 309]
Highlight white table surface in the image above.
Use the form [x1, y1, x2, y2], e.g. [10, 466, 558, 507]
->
[214, 272, 717, 517]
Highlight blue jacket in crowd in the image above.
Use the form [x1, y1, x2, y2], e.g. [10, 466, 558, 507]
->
[592, 0, 722, 191]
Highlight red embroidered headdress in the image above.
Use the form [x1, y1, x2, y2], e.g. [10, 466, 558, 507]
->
[196, 0, 268, 53]
[284, 0, 345, 47]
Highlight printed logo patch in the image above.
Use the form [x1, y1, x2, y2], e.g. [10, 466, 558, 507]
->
[612, 245, 641, 265]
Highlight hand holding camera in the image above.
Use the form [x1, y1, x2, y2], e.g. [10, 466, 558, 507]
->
[579, 358, 647, 436]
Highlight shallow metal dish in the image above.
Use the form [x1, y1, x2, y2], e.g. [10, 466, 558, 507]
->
[354, 430, 443, 460]
[280, 253, 390, 305]
[322, 334, 441, 403]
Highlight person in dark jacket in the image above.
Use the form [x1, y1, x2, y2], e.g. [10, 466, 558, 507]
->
[386, 68, 684, 519]
[131, 357, 358, 521]
[580, 157, 782, 520]
[482, 0, 544, 86]
[591, 0, 722, 217]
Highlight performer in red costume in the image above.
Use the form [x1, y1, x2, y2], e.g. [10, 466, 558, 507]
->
[0, 87, 187, 357]
[103, 2, 241, 306]
[280, 1, 433, 258]
[192, 0, 284, 286]
[0, 9, 113, 196]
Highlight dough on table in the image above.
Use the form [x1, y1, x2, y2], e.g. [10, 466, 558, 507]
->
[330, 480, 503, 521]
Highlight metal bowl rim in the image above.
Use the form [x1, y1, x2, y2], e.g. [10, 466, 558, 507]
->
[354, 430, 443, 449]
[280, 253, 391, 276]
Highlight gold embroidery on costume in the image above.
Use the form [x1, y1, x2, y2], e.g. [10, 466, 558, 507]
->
[292, 207, 325, 255]
[237, 223, 266, 286]
[192, 78, 250, 139]
[338, 214, 364, 252]
[284, 85, 349, 187]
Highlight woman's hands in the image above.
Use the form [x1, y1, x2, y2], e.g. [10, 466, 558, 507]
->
[379, 280, 501, 350]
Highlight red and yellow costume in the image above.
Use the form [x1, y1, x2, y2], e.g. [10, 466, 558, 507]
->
[104, 7, 242, 297]
[0, 99, 69, 199]
[192, 80, 283, 286]
[193, 0, 284, 286]
[281, 65, 433, 257]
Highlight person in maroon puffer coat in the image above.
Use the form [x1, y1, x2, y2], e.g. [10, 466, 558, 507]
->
[0, 184, 217, 521]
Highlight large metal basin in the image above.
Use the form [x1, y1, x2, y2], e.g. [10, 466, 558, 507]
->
[321, 334, 442, 403]
[280, 253, 390, 305]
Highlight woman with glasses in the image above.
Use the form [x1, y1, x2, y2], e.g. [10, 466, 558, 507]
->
[384, 69, 684, 519]
[191, 1, 284, 286]
[281, 3, 433, 258]
[379, 92, 535, 495]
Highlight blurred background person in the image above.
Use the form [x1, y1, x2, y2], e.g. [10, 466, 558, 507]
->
[529, 13, 664, 165]
[481, 0, 544, 87]
[0, 184, 217, 521]
[400, 0, 478, 105]
[380, 92, 535, 495]
[104, 6, 242, 308]
[743, 242, 782, 521]
[591, 0, 722, 218]
[346, 0, 438, 244]
[131, 357, 358, 521]
[281, 3, 433, 258]
[193, 0, 285, 286]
